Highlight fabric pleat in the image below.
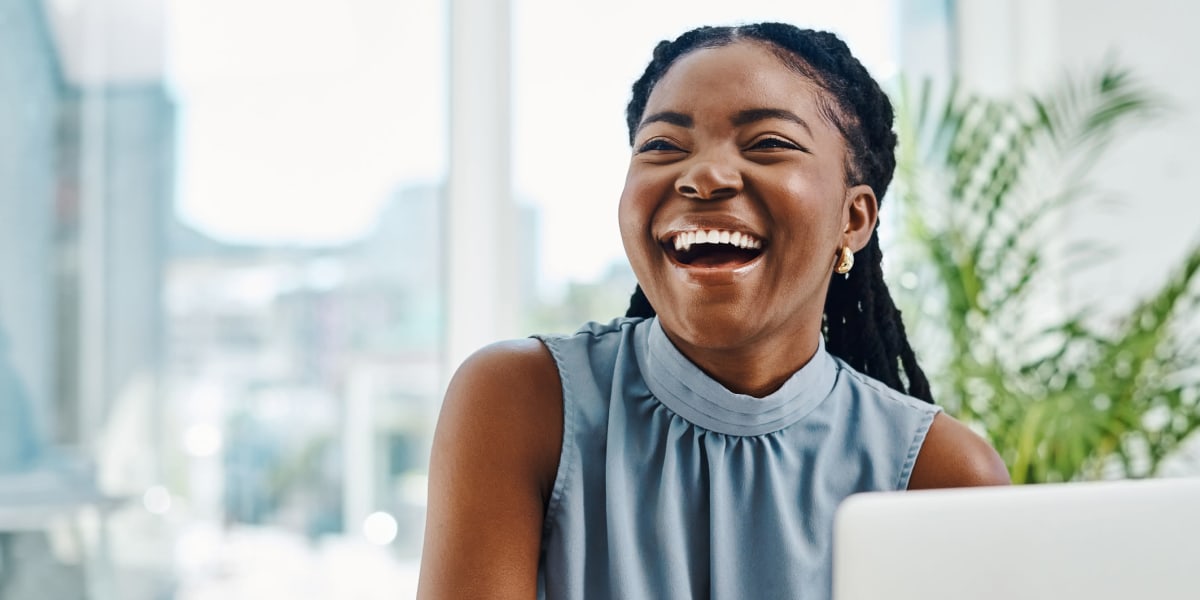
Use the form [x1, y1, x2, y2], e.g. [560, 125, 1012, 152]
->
[535, 317, 940, 600]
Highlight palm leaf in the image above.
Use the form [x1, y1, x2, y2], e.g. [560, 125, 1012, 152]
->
[892, 64, 1198, 483]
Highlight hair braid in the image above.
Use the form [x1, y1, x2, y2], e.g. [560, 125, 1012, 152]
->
[626, 285, 655, 319]
[822, 233, 932, 401]
[621, 23, 933, 403]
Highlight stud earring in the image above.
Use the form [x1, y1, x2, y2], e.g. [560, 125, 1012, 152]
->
[834, 246, 854, 274]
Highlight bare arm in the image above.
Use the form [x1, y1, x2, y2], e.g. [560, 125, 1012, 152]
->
[417, 339, 564, 599]
[908, 412, 1011, 489]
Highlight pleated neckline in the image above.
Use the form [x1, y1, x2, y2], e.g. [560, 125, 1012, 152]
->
[635, 317, 837, 436]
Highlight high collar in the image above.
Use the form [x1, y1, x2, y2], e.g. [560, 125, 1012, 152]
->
[635, 317, 838, 436]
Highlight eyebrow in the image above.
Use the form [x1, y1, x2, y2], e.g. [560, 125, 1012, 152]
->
[636, 108, 813, 136]
[637, 111, 693, 133]
[731, 108, 813, 135]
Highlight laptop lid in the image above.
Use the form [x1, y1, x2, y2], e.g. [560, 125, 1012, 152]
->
[833, 477, 1200, 600]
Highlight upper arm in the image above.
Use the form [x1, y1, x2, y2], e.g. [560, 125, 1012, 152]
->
[908, 412, 1010, 490]
[417, 339, 564, 599]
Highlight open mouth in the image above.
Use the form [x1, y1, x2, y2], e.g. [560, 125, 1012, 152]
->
[663, 229, 765, 268]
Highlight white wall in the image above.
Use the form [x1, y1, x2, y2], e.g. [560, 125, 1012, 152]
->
[1055, 0, 1200, 312]
[955, 0, 1200, 317]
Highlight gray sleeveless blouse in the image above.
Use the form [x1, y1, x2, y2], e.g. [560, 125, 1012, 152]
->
[534, 317, 940, 599]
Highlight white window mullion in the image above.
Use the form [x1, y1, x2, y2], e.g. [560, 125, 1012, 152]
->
[445, 0, 516, 377]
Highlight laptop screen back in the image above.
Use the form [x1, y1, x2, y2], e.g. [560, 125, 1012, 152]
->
[833, 477, 1200, 600]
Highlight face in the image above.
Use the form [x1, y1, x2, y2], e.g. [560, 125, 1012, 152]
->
[619, 41, 877, 357]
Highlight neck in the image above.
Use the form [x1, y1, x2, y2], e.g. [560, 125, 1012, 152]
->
[660, 324, 822, 397]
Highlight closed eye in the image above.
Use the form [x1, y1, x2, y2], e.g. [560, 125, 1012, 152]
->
[637, 138, 686, 153]
[747, 136, 806, 152]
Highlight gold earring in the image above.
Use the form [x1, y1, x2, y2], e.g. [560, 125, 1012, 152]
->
[834, 246, 854, 274]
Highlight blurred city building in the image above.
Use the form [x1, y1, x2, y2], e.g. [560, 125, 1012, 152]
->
[163, 184, 455, 553]
[2, 0, 173, 597]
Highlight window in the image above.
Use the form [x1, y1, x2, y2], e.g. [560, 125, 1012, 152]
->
[0, 1, 938, 598]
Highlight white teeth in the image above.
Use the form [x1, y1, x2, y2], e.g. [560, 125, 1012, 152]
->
[670, 229, 762, 252]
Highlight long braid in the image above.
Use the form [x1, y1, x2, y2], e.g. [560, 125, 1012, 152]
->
[626, 285, 654, 319]
[824, 233, 932, 400]
[621, 23, 933, 403]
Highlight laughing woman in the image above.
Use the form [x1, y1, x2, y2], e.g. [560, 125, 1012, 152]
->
[418, 22, 1009, 600]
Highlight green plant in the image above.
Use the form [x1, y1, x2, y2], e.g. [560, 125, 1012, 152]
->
[892, 67, 1200, 484]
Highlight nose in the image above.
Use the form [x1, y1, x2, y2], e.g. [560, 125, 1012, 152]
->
[675, 151, 742, 201]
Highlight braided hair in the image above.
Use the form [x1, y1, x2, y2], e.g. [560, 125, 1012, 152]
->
[622, 23, 933, 403]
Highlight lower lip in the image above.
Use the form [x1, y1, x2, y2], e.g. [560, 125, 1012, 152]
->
[668, 253, 765, 286]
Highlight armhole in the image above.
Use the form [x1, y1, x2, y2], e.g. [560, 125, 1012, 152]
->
[895, 405, 942, 490]
[531, 334, 576, 540]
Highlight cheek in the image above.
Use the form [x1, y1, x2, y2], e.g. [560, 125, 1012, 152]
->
[766, 174, 846, 262]
[771, 174, 840, 227]
[617, 193, 650, 272]
[617, 170, 659, 243]
[616, 188, 640, 246]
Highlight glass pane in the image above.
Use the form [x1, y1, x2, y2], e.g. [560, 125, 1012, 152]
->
[1, 0, 445, 597]
[2, 1, 950, 597]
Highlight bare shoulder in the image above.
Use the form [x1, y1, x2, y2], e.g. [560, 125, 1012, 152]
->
[445, 337, 561, 401]
[908, 412, 1010, 489]
[417, 338, 563, 599]
[436, 337, 564, 498]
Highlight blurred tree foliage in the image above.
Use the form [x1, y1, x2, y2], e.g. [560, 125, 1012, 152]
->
[892, 67, 1200, 484]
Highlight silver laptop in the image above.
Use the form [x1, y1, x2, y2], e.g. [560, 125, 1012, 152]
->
[833, 477, 1200, 600]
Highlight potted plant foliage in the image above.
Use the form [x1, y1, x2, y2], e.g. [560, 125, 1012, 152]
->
[892, 67, 1200, 484]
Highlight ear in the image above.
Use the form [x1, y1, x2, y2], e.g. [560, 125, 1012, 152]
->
[842, 184, 879, 252]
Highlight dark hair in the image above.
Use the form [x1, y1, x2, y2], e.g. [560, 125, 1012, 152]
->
[622, 23, 933, 403]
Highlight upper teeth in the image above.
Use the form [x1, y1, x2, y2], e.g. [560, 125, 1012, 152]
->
[672, 229, 762, 252]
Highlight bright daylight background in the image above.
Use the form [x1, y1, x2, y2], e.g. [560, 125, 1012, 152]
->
[2, 0, 1198, 598]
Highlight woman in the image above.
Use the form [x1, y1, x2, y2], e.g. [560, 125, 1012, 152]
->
[419, 22, 1009, 599]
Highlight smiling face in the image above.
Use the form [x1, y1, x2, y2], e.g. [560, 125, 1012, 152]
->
[619, 40, 878, 375]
